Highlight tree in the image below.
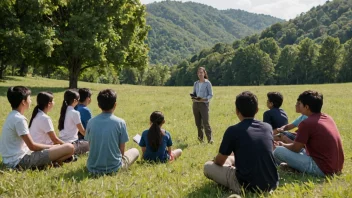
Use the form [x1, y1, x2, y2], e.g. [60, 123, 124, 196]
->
[339, 39, 352, 82]
[295, 38, 318, 84]
[316, 36, 341, 83]
[258, 38, 281, 64]
[22, 0, 149, 88]
[275, 45, 298, 84]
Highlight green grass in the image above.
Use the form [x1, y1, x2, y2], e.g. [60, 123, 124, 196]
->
[0, 76, 351, 197]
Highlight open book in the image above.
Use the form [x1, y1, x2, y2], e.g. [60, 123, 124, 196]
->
[133, 134, 141, 144]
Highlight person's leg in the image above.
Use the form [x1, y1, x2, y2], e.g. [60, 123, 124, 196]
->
[72, 140, 90, 155]
[122, 148, 139, 168]
[48, 143, 75, 162]
[273, 146, 325, 176]
[172, 149, 182, 160]
[17, 150, 52, 170]
[200, 102, 212, 143]
[192, 102, 204, 141]
[204, 159, 241, 193]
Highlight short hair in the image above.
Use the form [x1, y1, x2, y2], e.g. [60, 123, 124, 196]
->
[267, 92, 283, 108]
[97, 89, 117, 111]
[297, 90, 323, 113]
[7, 86, 31, 109]
[235, 91, 258, 117]
[78, 88, 92, 102]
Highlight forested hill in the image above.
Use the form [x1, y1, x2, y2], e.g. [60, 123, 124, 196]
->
[146, 1, 284, 65]
[166, 0, 352, 86]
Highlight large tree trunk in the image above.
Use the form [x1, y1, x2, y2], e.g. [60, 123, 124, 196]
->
[0, 64, 7, 79]
[68, 58, 82, 89]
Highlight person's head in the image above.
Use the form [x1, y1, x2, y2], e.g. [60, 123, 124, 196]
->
[29, 92, 54, 128]
[7, 86, 32, 111]
[97, 89, 117, 112]
[148, 111, 165, 152]
[235, 91, 258, 119]
[266, 92, 283, 109]
[58, 89, 80, 130]
[297, 90, 323, 115]
[78, 88, 92, 105]
[197, 67, 208, 80]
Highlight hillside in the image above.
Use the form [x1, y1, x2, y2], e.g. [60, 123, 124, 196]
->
[146, 1, 284, 65]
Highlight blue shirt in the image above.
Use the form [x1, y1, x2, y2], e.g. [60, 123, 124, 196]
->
[291, 115, 308, 127]
[192, 79, 213, 102]
[219, 119, 279, 192]
[75, 104, 92, 129]
[139, 130, 172, 162]
[85, 113, 129, 174]
[263, 108, 288, 129]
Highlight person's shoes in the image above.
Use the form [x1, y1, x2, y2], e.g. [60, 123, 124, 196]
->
[208, 140, 214, 144]
[63, 155, 78, 163]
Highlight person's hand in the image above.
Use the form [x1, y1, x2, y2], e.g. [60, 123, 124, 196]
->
[277, 127, 284, 133]
[169, 153, 175, 162]
[274, 141, 284, 147]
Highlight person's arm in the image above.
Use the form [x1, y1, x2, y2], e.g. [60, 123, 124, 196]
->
[214, 153, 228, 166]
[205, 81, 213, 101]
[21, 134, 53, 151]
[47, 131, 65, 145]
[277, 123, 295, 132]
[168, 146, 174, 161]
[119, 143, 125, 156]
[76, 123, 85, 136]
[277, 141, 305, 153]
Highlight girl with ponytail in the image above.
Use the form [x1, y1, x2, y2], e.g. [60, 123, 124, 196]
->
[58, 89, 89, 155]
[139, 111, 182, 162]
[29, 92, 64, 145]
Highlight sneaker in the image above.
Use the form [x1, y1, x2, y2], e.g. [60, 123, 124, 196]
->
[208, 140, 214, 144]
[63, 155, 78, 163]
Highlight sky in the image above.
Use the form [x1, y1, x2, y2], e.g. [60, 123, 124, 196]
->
[140, 0, 328, 20]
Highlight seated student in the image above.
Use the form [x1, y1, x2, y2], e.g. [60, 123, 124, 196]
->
[0, 86, 74, 170]
[139, 111, 182, 163]
[276, 101, 308, 142]
[75, 88, 92, 140]
[29, 92, 65, 145]
[263, 92, 288, 133]
[273, 90, 344, 176]
[85, 89, 139, 175]
[58, 90, 89, 155]
[204, 91, 278, 193]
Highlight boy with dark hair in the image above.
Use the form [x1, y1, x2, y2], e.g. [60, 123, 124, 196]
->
[204, 91, 278, 193]
[263, 92, 288, 132]
[85, 89, 139, 175]
[0, 86, 74, 170]
[273, 90, 344, 176]
[76, 88, 93, 140]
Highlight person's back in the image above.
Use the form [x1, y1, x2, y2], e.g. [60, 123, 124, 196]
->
[0, 110, 30, 167]
[76, 88, 93, 140]
[140, 130, 171, 162]
[29, 110, 54, 145]
[86, 113, 128, 173]
[263, 92, 288, 129]
[224, 119, 278, 191]
[296, 113, 344, 175]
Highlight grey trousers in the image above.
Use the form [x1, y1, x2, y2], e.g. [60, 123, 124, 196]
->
[192, 102, 212, 142]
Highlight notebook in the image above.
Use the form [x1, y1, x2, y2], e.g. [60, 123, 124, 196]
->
[133, 134, 141, 144]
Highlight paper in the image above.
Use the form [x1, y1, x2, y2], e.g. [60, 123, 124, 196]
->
[133, 134, 141, 144]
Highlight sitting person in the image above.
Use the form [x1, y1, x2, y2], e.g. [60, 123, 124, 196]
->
[85, 89, 139, 175]
[58, 90, 89, 155]
[263, 92, 288, 133]
[275, 101, 308, 142]
[0, 86, 74, 170]
[139, 111, 182, 163]
[204, 91, 278, 193]
[273, 90, 344, 176]
[29, 92, 65, 145]
[75, 88, 92, 140]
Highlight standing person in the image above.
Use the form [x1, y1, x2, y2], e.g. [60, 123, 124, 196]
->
[29, 92, 65, 145]
[58, 90, 89, 155]
[0, 86, 74, 170]
[273, 90, 344, 176]
[139, 111, 182, 163]
[76, 88, 93, 140]
[204, 91, 278, 193]
[85, 89, 139, 175]
[192, 67, 213, 143]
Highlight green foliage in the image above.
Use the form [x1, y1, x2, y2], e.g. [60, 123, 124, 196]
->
[275, 45, 298, 84]
[339, 40, 352, 82]
[146, 1, 283, 66]
[294, 38, 318, 84]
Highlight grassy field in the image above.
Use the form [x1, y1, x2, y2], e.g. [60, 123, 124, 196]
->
[0, 76, 351, 197]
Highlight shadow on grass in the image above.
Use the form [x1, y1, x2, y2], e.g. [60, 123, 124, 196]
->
[0, 86, 67, 97]
[174, 139, 189, 150]
[185, 182, 234, 198]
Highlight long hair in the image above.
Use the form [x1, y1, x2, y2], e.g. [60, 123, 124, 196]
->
[29, 92, 53, 128]
[198, 67, 208, 79]
[58, 89, 80, 130]
[147, 111, 165, 152]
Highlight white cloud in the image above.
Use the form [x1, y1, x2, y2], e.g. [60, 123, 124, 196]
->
[140, 0, 328, 20]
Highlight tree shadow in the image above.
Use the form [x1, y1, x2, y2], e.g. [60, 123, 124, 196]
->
[174, 139, 189, 150]
[59, 166, 91, 182]
[0, 86, 67, 97]
[185, 182, 234, 198]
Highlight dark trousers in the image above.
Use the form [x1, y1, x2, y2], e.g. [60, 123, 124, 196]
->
[192, 102, 212, 142]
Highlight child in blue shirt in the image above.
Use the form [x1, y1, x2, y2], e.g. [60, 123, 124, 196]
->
[76, 88, 92, 140]
[263, 92, 288, 133]
[139, 111, 182, 163]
